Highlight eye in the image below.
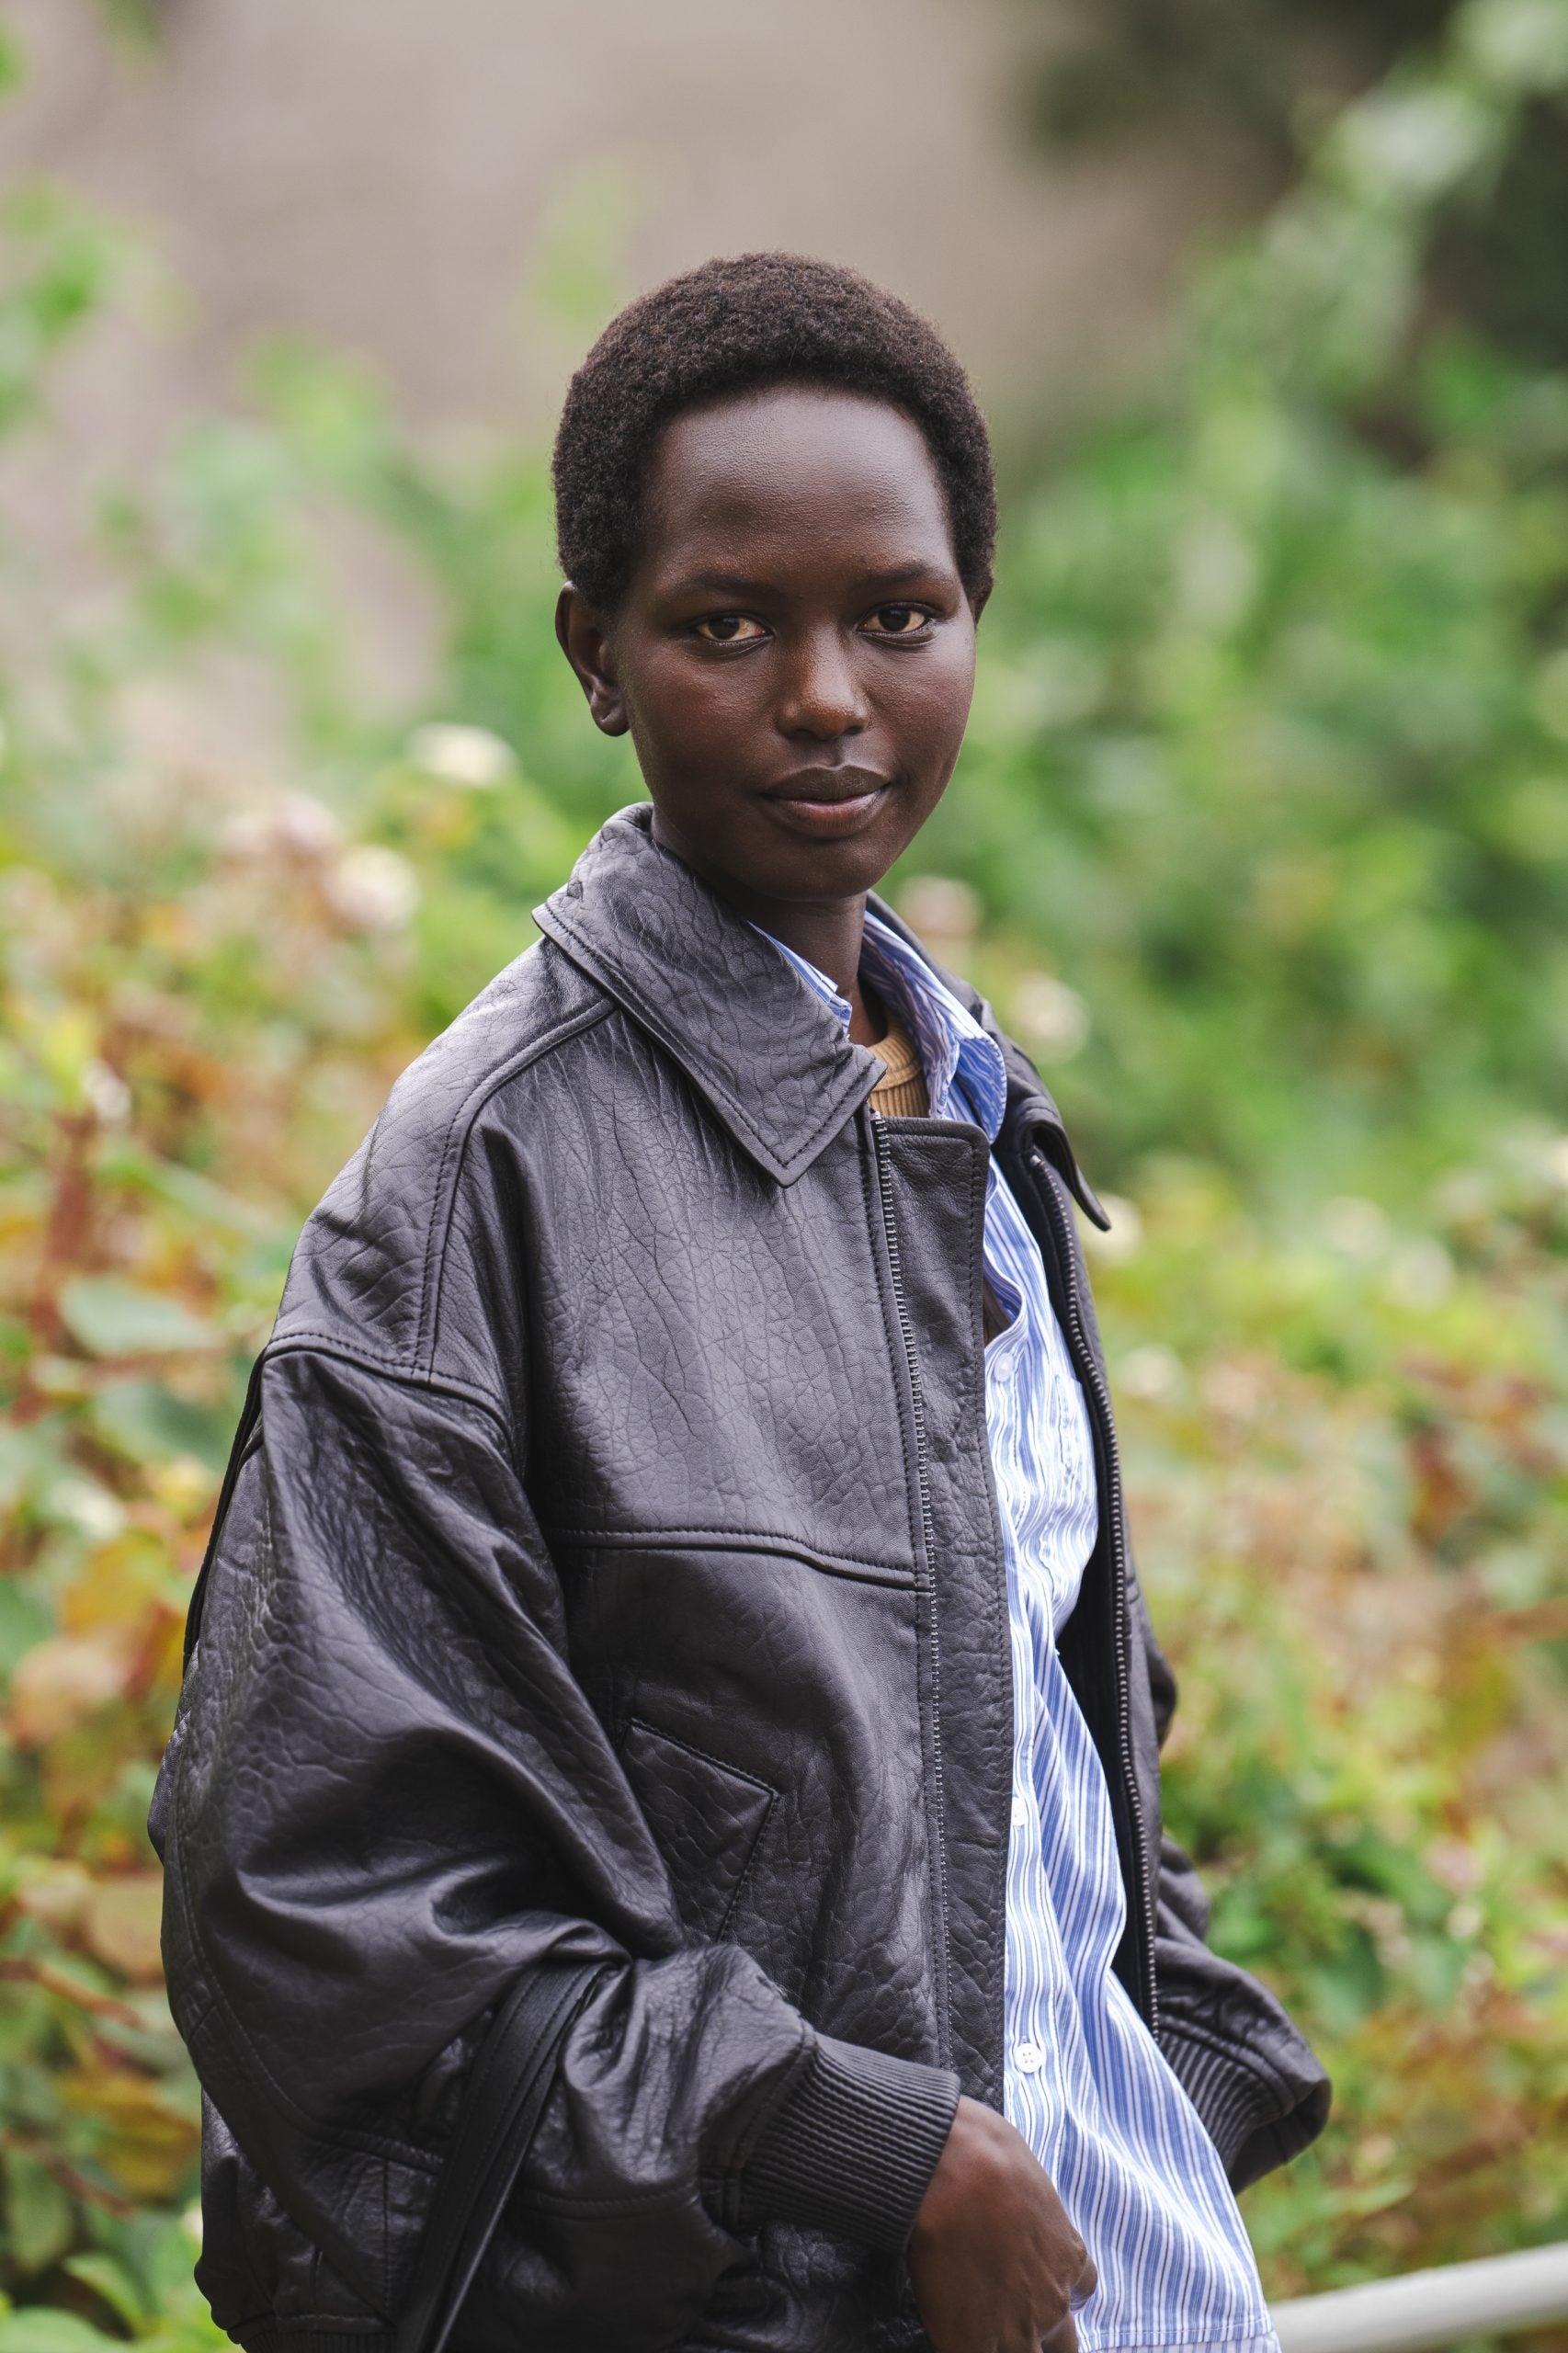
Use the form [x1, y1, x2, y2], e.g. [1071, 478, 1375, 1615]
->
[862, 604, 933, 637]
[692, 614, 768, 643]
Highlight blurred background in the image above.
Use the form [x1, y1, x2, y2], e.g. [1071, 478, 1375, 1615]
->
[1, 0, 1566, 2345]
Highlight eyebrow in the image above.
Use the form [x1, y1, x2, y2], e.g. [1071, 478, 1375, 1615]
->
[664, 559, 951, 600]
[858, 562, 950, 589]
[665, 571, 775, 600]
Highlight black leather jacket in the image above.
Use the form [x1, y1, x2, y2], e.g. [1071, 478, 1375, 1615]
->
[153, 804, 1328, 2353]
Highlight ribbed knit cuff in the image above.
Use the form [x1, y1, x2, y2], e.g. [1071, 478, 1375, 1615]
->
[737, 2031, 960, 2253]
[1161, 2024, 1331, 2191]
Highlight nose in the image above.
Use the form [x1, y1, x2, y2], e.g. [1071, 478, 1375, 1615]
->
[775, 625, 869, 744]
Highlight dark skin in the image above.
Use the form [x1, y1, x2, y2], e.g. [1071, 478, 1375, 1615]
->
[557, 381, 1098, 2353]
[558, 383, 967, 1044]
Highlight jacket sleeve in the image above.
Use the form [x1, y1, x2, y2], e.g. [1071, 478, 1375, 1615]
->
[152, 1346, 958, 2353]
[1134, 1590, 1332, 2190]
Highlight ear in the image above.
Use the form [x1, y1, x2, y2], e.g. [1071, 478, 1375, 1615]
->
[555, 585, 630, 736]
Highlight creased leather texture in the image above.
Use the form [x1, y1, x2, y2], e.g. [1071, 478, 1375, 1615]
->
[153, 802, 1328, 2353]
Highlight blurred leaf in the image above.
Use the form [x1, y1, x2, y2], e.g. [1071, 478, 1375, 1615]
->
[0, 1429, 45, 1515]
[58, 1284, 220, 1361]
[0, 2154, 74, 2279]
[80, 1877, 165, 1986]
[0, 1583, 52, 1683]
[58, 2075, 197, 2203]
[61, 2253, 146, 2332]
[95, 1147, 268, 1241]
[6, 1637, 132, 1748]
[141, 2211, 206, 2315]
[0, 2315, 119, 2353]
[87, 1384, 232, 1475]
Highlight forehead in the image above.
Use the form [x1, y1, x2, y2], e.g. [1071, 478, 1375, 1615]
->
[636, 383, 956, 583]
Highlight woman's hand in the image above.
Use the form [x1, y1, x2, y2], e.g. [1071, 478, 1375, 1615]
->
[907, 2095, 1097, 2353]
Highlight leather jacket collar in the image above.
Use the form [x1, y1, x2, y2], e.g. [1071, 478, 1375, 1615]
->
[534, 802, 884, 1187]
[535, 801, 1109, 1224]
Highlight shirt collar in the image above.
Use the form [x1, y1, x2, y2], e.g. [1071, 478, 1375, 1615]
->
[864, 913, 1008, 1142]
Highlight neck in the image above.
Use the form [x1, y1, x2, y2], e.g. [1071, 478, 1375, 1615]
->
[652, 813, 885, 1044]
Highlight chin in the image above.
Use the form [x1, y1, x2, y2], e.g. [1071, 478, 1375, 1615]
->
[777, 841, 899, 898]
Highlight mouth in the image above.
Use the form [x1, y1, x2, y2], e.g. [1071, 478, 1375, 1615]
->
[762, 768, 894, 836]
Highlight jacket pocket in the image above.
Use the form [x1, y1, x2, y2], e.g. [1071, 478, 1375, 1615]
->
[618, 1716, 778, 1943]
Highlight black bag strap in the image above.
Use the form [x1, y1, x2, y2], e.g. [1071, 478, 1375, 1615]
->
[395, 1961, 608, 2353]
[183, 1351, 267, 1668]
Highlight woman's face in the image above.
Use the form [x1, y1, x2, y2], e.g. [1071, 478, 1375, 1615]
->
[556, 382, 980, 911]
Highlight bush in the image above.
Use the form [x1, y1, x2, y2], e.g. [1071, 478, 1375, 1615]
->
[2, 0, 1567, 2333]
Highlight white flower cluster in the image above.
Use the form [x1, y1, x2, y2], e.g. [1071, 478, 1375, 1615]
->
[405, 721, 517, 790]
[1010, 973, 1090, 1062]
[218, 793, 418, 935]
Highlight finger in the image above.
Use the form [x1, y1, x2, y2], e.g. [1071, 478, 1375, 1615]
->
[1069, 2254, 1098, 2311]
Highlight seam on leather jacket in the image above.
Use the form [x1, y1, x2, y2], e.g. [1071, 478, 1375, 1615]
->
[546, 1525, 915, 1588]
[858, 1119, 924, 1576]
[959, 1128, 1012, 2086]
[863, 1110, 951, 2069]
[622, 1718, 778, 1801]
[262, 1338, 515, 1453]
[619, 1717, 778, 1938]
[415, 989, 615, 1373]
[962, 1138, 985, 1410]
[181, 1356, 517, 1677]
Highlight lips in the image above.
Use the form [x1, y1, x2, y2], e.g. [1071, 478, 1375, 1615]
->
[760, 774, 893, 840]
[764, 767, 892, 807]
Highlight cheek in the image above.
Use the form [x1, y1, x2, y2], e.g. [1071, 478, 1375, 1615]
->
[629, 651, 763, 768]
[877, 642, 975, 761]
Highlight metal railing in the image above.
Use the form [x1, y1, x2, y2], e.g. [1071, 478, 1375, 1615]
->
[1271, 2242, 1568, 2352]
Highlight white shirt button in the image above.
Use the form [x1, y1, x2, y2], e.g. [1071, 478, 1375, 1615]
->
[1010, 1795, 1030, 1830]
[1014, 2040, 1046, 2074]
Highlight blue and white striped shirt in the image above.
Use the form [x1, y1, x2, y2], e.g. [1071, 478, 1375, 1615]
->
[760, 912, 1277, 2353]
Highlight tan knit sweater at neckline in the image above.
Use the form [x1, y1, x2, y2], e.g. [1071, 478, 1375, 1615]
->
[868, 1008, 930, 1120]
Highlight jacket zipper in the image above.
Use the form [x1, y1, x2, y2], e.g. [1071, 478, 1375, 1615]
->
[869, 1109, 952, 2058]
[1025, 1143, 1159, 2035]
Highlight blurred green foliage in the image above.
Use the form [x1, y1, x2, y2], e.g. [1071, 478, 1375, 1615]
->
[938, 0, 1568, 1203]
[1028, 0, 1458, 154]
[1, 0, 1566, 2340]
[1029, 0, 1568, 369]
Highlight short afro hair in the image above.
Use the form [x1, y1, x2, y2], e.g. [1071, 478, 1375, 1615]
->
[552, 252, 995, 613]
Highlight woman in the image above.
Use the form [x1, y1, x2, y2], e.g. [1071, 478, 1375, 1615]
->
[154, 254, 1328, 2353]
